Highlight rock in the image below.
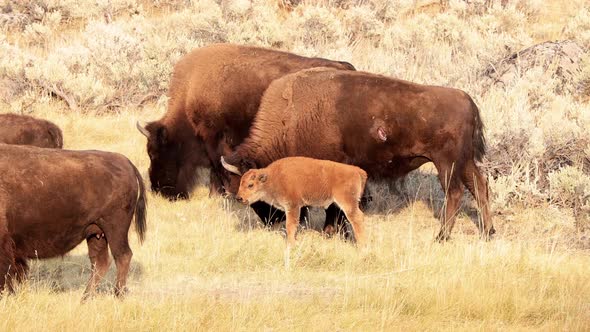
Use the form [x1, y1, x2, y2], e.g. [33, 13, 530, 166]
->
[482, 40, 586, 96]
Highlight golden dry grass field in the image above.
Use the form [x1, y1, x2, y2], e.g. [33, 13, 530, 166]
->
[1, 0, 590, 330]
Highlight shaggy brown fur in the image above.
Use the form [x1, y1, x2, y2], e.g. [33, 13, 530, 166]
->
[236, 157, 367, 247]
[136, 43, 355, 202]
[0, 144, 146, 298]
[222, 68, 494, 241]
[0, 113, 63, 148]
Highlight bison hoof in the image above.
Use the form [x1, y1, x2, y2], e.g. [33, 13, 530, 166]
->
[323, 225, 336, 237]
[435, 232, 450, 242]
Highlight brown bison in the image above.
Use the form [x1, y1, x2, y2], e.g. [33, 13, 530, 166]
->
[0, 113, 63, 148]
[236, 157, 368, 248]
[0, 144, 146, 298]
[135, 43, 355, 209]
[222, 68, 495, 241]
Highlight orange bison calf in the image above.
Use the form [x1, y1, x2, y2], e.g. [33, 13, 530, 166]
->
[233, 156, 368, 248]
[0, 144, 146, 299]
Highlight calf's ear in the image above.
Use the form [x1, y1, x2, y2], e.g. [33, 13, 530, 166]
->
[258, 173, 267, 183]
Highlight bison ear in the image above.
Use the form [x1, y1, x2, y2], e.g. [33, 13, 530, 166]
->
[258, 173, 267, 183]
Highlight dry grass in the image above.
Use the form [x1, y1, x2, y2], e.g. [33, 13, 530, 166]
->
[1, 0, 590, 330]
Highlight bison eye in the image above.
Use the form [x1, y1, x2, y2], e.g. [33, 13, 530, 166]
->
[248, 183, 254, 189]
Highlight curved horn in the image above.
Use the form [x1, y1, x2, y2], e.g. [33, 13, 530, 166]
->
[136, 120, 150, 138]
[221, 156, 242, 176]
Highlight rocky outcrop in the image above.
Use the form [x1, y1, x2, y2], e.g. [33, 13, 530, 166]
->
[482, 40, 586, 96]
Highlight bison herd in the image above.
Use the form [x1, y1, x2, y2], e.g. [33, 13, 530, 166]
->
[0, 43, 495, 298]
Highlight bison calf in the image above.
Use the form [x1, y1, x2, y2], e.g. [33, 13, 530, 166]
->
[233, 156, 368, 248]
[0, 113, 63, 148]
[0, 144, 146, 299]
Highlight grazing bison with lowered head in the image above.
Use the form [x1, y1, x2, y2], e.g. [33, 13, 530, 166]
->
[135, 43, 355, 202]
[0, 113, 63, 148]
[236, 157, 368, 250]
[221, 68, 495, 241]
[0, 144, 146, 299]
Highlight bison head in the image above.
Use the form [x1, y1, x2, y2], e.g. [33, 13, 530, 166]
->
[236, 169, 268, 205]
[221, 155, 257, 195]
[137, 120, 208, 200]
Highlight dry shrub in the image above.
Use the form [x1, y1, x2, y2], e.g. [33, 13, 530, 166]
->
[341, 5, 383, 42]
[563, 7, 590, 49]
[0, 0, 588, 221]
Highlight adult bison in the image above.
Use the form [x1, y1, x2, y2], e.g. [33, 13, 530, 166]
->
[0, 113, 63, 148]
[0, 144, 146, 298]
[135, 43, 355, 204]
[221, 68, 495, 241]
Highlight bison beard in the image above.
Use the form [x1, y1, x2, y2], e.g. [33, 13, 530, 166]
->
[136, 43, 355, 200]
[222, 68, 495, 241]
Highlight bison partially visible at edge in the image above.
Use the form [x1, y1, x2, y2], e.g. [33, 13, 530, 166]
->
[0, 144, 146, 299]
[0, 113, 63, 148]
[135, 43, 355, 209]
[222, 68, 495, 241]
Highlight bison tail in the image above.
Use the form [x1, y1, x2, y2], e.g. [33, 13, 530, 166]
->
[469, 96, 486, 162]
[130, 161, 147, 244]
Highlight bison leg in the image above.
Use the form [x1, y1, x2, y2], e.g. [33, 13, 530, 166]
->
[209, 170, 225, 197]
[82, 230, 111, 300]
[13, 257, 29, 284]
[0, 235, 17, 293]
[203, 136, 227, 197]
[323, 204, 349, 238]
[434, 162, 465, 242]
[100, 212, 134, 298]
[250, 201, 286, 225]
[462, 159, 495, 239]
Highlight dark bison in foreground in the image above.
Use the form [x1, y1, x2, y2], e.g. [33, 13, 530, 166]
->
[222, 68, 495, 241]
[136, 43, 355, 201]
[0, 113, 63, 148]
[0, 144, 146, 298]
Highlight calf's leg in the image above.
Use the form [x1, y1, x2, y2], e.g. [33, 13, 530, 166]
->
[334, 187, 367, 248]
[285, 208, 301, 247]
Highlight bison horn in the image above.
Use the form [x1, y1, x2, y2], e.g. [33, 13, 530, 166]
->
[136, 120, 150, 138]
[221, 156, 242, 176]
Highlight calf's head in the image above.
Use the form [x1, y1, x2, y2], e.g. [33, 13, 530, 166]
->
[137, 120, 208, 200]
[236, 169, 268, 205]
